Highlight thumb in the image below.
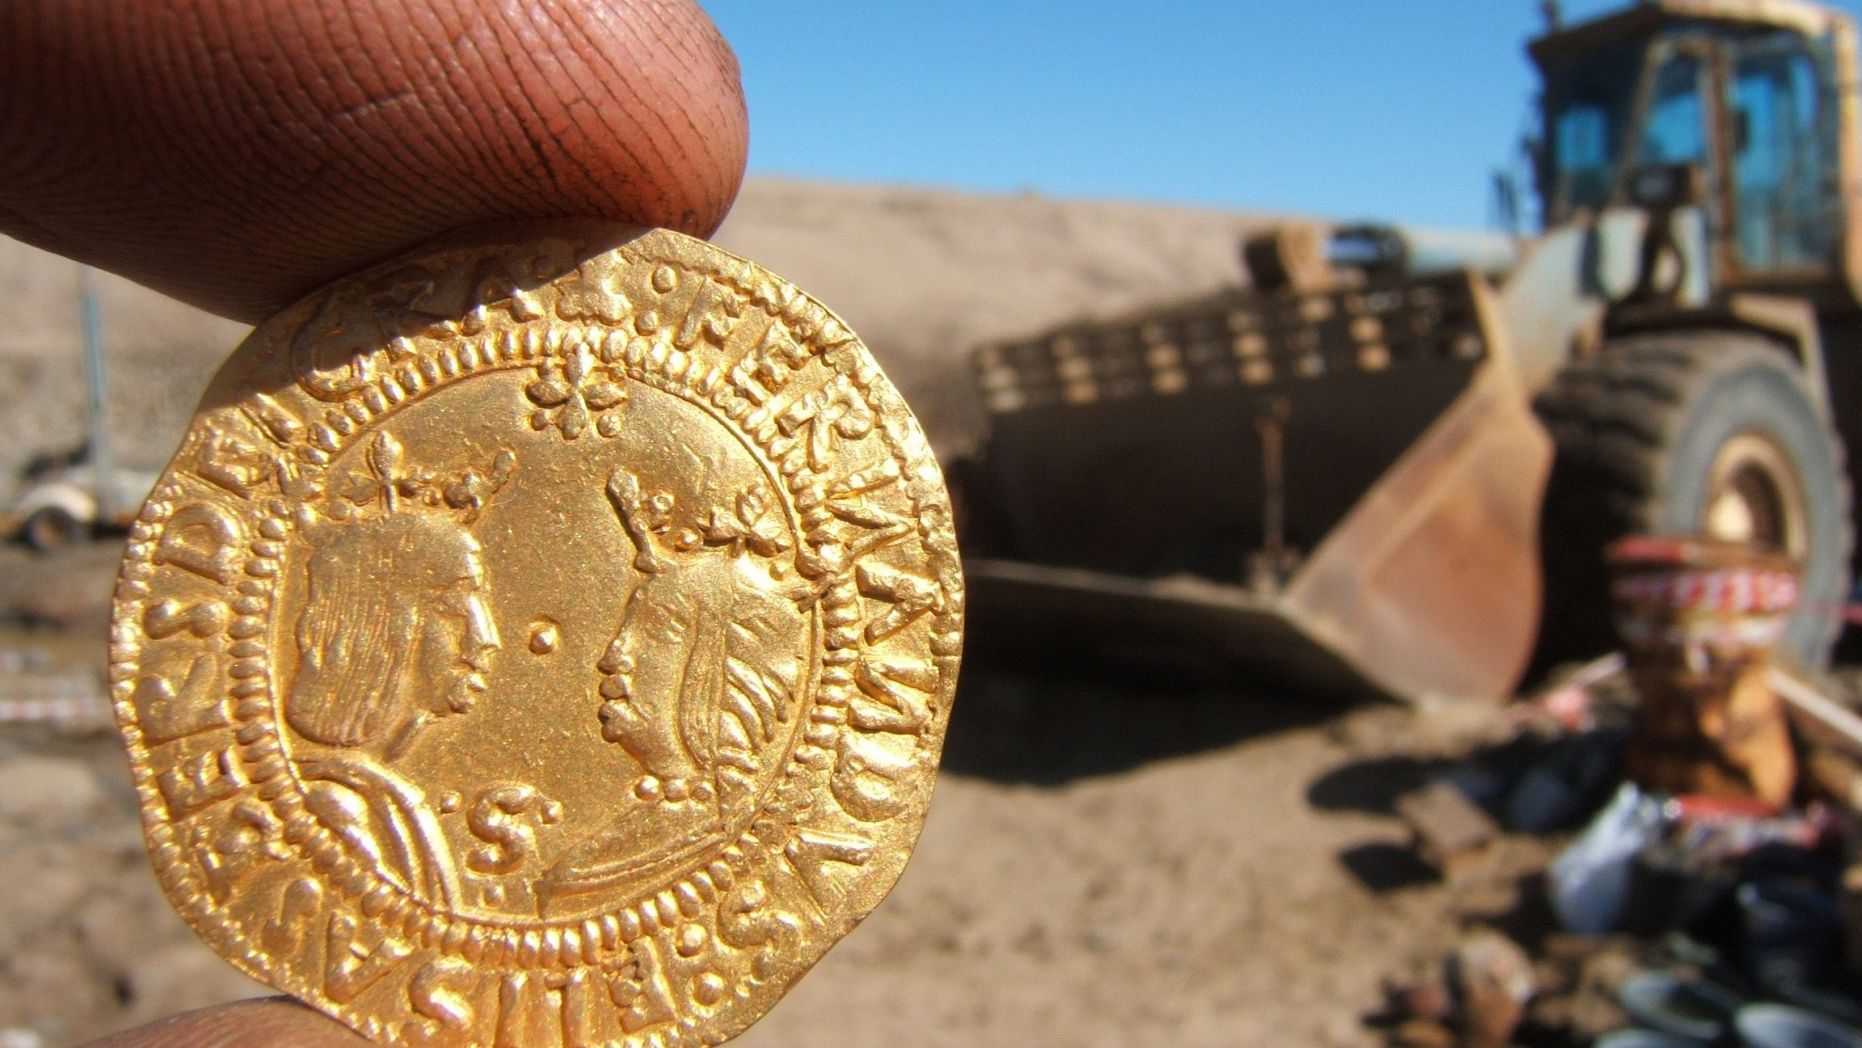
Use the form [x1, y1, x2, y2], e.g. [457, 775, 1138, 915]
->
[0, 0, 748, 324]
[80, 997, 372, 1048]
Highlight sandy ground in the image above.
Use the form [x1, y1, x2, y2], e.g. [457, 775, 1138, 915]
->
[0, 180, 1523, 1046]
[736, 680, 1544, 1048]
[0, 653, 1536, 1048]
[0, 536, 1539, 1047]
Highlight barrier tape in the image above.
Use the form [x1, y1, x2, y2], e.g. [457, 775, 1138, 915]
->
[1611, 568, 1801, 615]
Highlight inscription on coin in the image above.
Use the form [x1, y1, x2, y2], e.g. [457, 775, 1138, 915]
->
[110, 223, 963, 1046]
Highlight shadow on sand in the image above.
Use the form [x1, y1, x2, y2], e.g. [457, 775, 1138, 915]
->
[941, 631, 1363, 785]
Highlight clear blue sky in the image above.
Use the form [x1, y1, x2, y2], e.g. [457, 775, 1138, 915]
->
[703, 0, 1862, 229]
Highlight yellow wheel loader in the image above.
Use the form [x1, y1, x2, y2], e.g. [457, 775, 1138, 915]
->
[960, 0, 1862, 701]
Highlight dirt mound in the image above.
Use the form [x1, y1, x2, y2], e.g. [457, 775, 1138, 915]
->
[0, 178, 1268, 499]
[711, 178, 1272, 455]
[0, 244, 243, 503]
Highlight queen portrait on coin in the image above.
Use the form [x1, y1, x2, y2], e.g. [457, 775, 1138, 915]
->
[542, 463, 806, 904]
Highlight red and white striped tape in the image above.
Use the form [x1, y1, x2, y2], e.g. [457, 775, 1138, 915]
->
[1611, 567, 1800, 615]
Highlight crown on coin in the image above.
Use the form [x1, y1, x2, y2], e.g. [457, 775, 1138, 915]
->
[323, 431, 515, 525]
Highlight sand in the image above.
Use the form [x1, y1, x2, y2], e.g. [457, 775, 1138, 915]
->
[0, 180, 1523, 1048]
[0, 624, 1525, 1046]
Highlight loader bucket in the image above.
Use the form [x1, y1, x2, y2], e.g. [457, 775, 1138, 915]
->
[967, 271, 1552, 702]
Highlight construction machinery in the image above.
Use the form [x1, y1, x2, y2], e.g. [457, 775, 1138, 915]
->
[959, 0, 1862, 701]
[0, 266, 151, 551]
[0, 455, 157, 552]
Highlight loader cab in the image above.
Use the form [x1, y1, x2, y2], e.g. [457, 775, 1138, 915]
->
[1530, 0, 1854, 294]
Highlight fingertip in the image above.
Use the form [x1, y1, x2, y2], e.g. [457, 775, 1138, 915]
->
[0, 0, 750, 322]
[81, 996, 371, 1048]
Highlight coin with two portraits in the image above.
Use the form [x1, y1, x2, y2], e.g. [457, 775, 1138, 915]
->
[109, 222, 963, 1046]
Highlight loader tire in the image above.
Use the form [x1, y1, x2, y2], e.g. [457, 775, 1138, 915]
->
[1534, 332, 1851, 670]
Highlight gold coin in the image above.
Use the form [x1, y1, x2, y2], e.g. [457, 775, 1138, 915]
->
[108, 222, 963, 1046]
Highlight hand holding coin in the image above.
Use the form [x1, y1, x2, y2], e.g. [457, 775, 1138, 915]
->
[0, 2, 867, 1046]
[19, 4, 964, 1047]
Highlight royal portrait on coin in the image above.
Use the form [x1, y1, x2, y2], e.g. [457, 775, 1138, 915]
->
[110, 222, 962, 1046]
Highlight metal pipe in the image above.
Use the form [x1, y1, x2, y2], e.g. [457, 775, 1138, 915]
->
[1254, 398, 1292, 592]
[78, 266, 113, 525]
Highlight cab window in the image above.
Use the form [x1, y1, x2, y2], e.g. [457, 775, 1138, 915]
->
[1639, 54, 1710, 167]
[1729, 34, 1833, 271]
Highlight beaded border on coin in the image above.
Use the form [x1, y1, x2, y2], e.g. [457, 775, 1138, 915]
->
[108, 224, 963, 1046]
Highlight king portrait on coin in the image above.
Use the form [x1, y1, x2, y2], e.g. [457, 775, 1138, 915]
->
[107, 222, 963, 1046]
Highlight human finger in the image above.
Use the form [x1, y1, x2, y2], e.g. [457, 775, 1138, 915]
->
[0, 0, 747, 323]
[80, 996, 371, 1048]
